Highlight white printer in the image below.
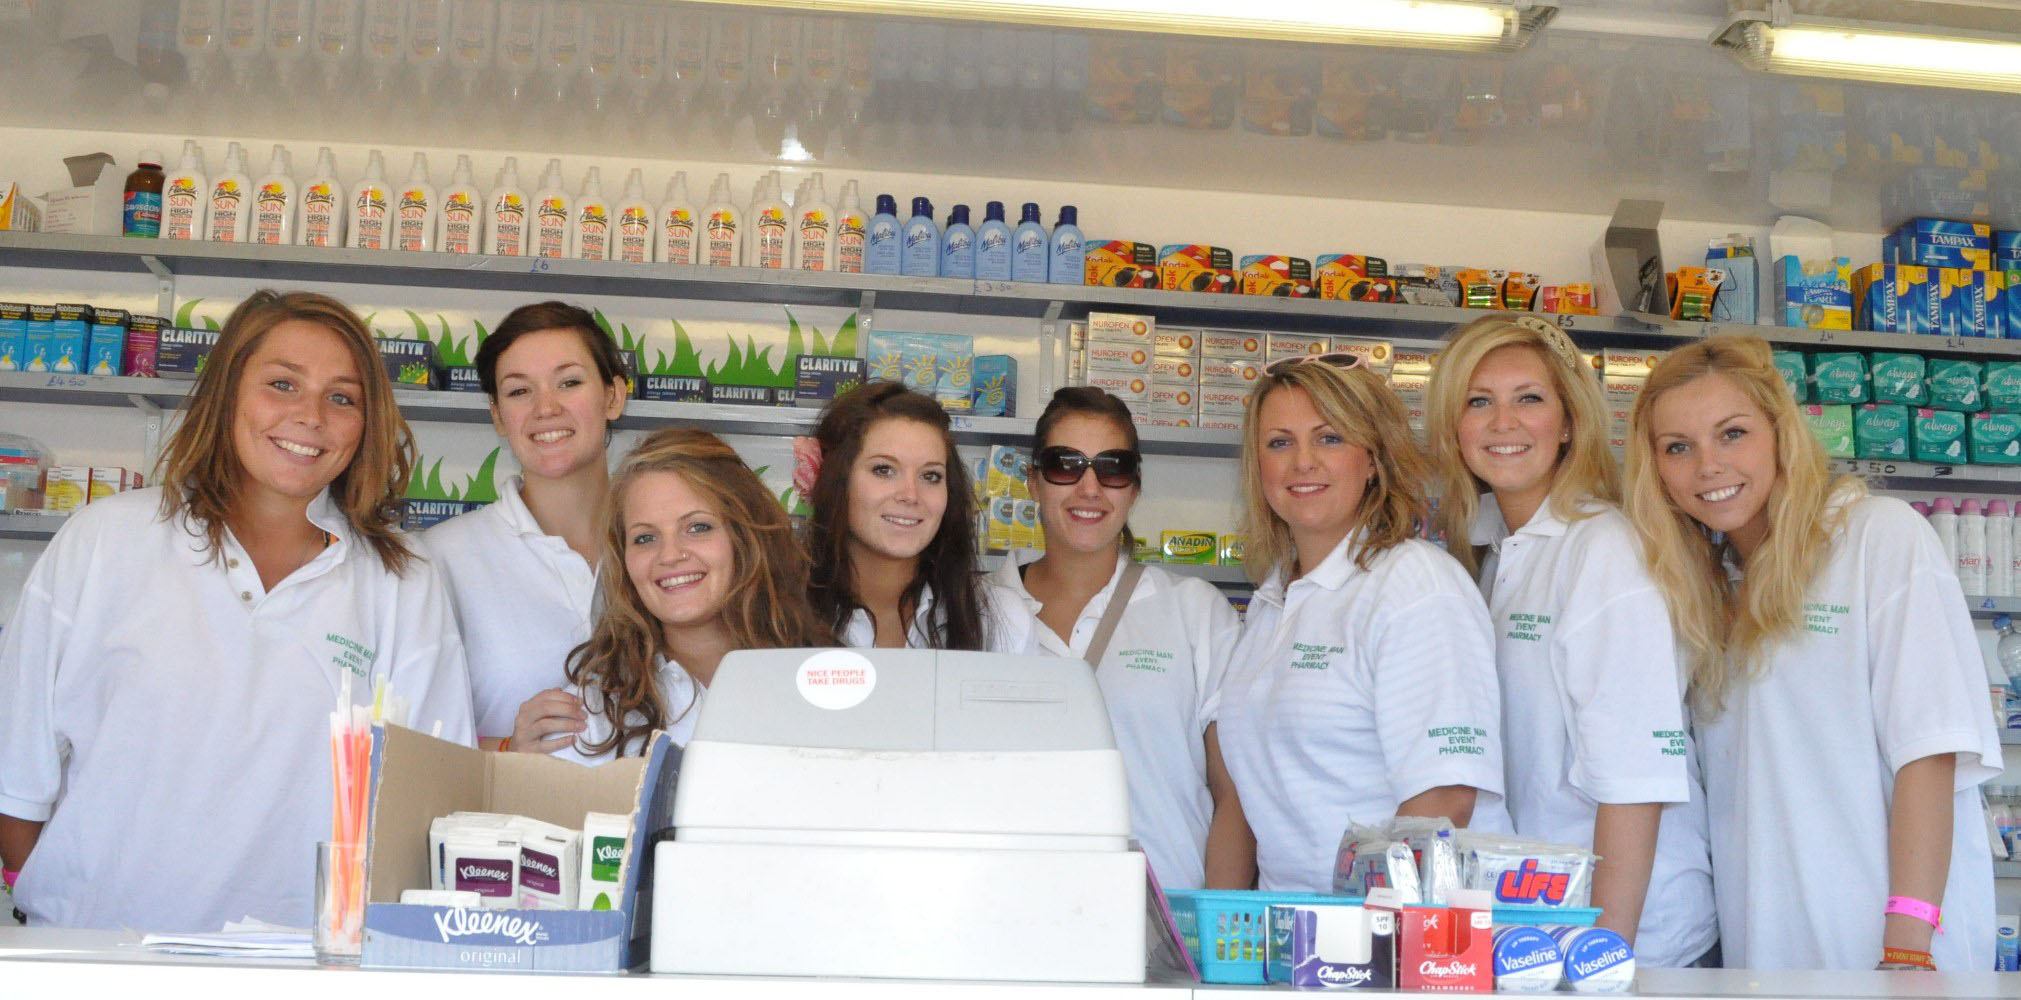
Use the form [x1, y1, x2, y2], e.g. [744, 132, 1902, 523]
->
[650, 647, 1146, 982]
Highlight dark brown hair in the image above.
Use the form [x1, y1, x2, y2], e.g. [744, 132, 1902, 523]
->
[156, 289, 416, 574]
[805, 382, 987, 649]
[568, 428, 835, 758]
[476, 300, 625, 399]
[1031, 386, 1140, 547]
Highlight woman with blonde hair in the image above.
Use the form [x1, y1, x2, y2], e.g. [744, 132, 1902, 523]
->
[0, 290, 474, 930]
[514, 427, 836, 761]
[1213, 353, 1505, 891]
[1425, 315, 1715, 966]
[1625, 335, 1997, 971]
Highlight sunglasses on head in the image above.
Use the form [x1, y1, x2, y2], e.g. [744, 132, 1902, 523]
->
[1035, 445, 1141, 488]
[1263, 351, 1366, 376]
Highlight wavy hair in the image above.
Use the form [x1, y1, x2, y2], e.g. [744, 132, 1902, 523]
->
[568, 428, 835, 758]
[1425, 314, 1618, 574]
[1240, 359, 1430, 580]
[805, 382, 987, 649]
[155, 289, 416, 574]
[1623, 336, 1862, 717]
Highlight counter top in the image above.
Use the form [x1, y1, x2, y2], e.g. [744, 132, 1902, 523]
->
[3, 927, 2015, 999]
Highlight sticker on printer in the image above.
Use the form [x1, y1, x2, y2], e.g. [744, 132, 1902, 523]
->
[796, 649, 877, 710]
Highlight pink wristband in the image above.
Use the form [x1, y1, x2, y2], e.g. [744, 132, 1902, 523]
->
[1885, 895, 1942, 932]
[1, 868, 17, 890]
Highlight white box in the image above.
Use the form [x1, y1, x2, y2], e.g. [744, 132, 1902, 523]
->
[1087, 311, 1153, 344]
[1604, 348, 1667, 378]
[1199, 415, 1243, 430]
[1200, 331, 1265, 360]
[1147, 384, 1197, 410]
[1081, 367, 1150, 401]
[1332, 338, 1392, 372]
[1267, 334, 1328, 362]
[1149, 356, 1197, 381]
[1136, 411, 1196, 428]
[41, 155, 125, 236]
[1199, 385, 1249, 415]
[1392, 348, 1437, 375]
[1153, 330, 1201, 357]
[1606, 376, 1646, 458]
[0, 180, 41, 231]
[1083, 340, 1152, 372]
[1390, 372, 1429, 438]
[1199, 357, 1263, 387]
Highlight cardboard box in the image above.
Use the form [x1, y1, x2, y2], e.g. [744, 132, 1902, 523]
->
[1330, 338, 1391, 372]
[1080, 368, 1150, 402]
[1602, 348, 1666, 379]
[1198, 357, 1262, 388]
[1971, 412, 2021, 465]
[1084, 340, 1152, 373]
[1913, 408, 1967, 464]
[1198, 385, 1250, 415]
[1148, 356, 1196, 382]
[0, 301, 26, 372]
[1590, 200, 1666, 316]
[122, 314, 162, 377]
[1605, 376, 1644, 459]
[1867, 352, 1927, 405]
[1085, 240, 1159, 289]
[1266, 334, 1327, 363]
[1802, 404, 1855, 458]
[1774, 256, 1853, 330]
[970, 355, 1016, 418]
[1940, 267, 1995, 338]
[1087, 312, 1154, 344]
[1391, 349, 1436, 376]
[376, 338, 439, 389]
[1199, 331, 1264, 360]
[40, 154, 126, 236]
[1853, 263, 1938, 334]
[1314, 254, 1392, 303]
[441, 366, 484, 393]
[88, 308, 128, 376]
[1160, 530, 1217, 565]
[1239, 255, 1314, 298]
[0, 180, 42, 231]
[22, 304, 54, 372]
[1391, 372, 1429, 438]
[361, 724, 676, 972]
[45, 303, 92, 375]
[1706, 235, 1758, 324]
[1391, 892, 1494, 993]
[1147, 383, 1197, 410]
[401, 498, 486, 532]
[1394, 264, 1462, 308]
[1266, 902, 1397, 989]
[704, 383, 776, 406]
[157, 326, 221, 378]
[1885, 218, 1992, 270]
[1854, 403, 1911, 460]
[1156, 245, 1234, 295]
[1997, 230, 2021, 270]
[43, 466, 89, 511]
[1153, 330, 1201, 357]
[641, 375, 707, 403]
[1929, 358, 1985, 411]
[794, 355, 866, 408]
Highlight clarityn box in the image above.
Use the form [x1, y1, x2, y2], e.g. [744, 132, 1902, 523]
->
[1265, 902, 1397, 989]
[123, 314, 162, 376]
[1771, 350, 1810, 403]
[1156, 244, 1235, 294]
[641, 375, 707, 403]
[1929, 358, 1984, 411]
[1886, 218, 1992, 270]
[794, 355, 866, 408]
[362, 724, 676, 973]
[1913, 408, 1968, 464]
[1854, 404, 1911, 460]
[1809, 352, 1870, 404]
[156, 326, 220, 378]
[441, 366, 484, 393]
[1852, 263, 1938, 334]
[48, 303, 92, 374]
[88, 308, 128, 376]
[1802, 404, 1854, 458]
[0, 302, 27, 371]
[22, 304, 56, 372]
[376, 337, 439, 388]
[970, 355, 1015, 417]
[705, 383, 775, 406]
[1239, 255, 1314, 298]
[1867, 352, 1927, 405]
[1774, 256, 1853, 330]
[1972, 412, 2021, 465]
[1199, 331, 1264, 360]
[400, 498, 486, 531]
[1985, 361, 2021, 413]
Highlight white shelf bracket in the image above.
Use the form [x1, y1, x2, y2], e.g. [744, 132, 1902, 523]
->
[856, 290, 876, 340]
[1040, 300, 1066, 399]
[126, 393, 165, 471]
[140, 255, 176, 322]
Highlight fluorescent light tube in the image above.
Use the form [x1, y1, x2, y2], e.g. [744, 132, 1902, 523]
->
[1716, 13, 2021, 94]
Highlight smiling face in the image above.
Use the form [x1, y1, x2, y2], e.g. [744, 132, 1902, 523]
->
[1031, 412, 1139, 554]
[489, 328, 625, 482]
[1648, 373, 1780, 558]
[1256, 385, 1373, 558]
[622, 469, 735, 642]
[1456, 344, 1568, 522]
[231, 319, 366, 509]
[845, 417, 950, 563]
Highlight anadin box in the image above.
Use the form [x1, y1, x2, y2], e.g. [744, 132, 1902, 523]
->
[362, 724, 679, 973]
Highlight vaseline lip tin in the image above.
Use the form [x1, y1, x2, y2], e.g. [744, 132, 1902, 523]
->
[1549, 925, 1636, 993]
[1491, 926, 1563, 993]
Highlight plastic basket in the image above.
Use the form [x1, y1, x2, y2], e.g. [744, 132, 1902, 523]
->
[1163, 889, 1601, 985]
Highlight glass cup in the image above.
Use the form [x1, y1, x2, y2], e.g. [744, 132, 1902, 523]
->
[314, 840, 365, 966]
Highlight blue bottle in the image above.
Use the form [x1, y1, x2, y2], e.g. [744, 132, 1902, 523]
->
[941, 204, 976, 279]
[901, 196, 939, 277]
[1011, 202, 1048, 283]
[975, 201, 1012, 281]
[864, 194, 901, 275]
[1048, 204, 1084, 285]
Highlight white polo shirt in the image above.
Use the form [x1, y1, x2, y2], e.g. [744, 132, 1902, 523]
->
[839, 578, 1045, 654]
[554, 655, 703, 765]
[0, 487, 475, 932]
[1698, 491, 1999, 971]
[422, 476, 597, 740]
[1470, 494, 1717, 967]
[1217, 532, 1506, 893]
[991, 552, 1240, 889]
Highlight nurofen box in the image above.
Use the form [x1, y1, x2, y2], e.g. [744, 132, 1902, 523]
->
[49, 303, 92, 374]
[1156, 244, 1235, 294]
[1149, 356, 1196, 382]
[1153, 330, 1201, 356]
[1605, 377, 1643, 459]
[1929, 358, 1985, 411]
[1087, 312, 1154, 344]
[1913, 408, 1968, 463]
[1867, 352, 1927, 405]
[1985, 361, 2021, 413]
[22, 304, 55, 372]
[1852, 263, 1938, 334]
[1198, 357, 1262, 387]
[1147, 383, 1197, 410]
[1314, 254, 1393, 302]
[1084, 340, 1152, 372]
[1137, 409, 1196, 428]
[1802, 404, 1855, 458]
[122, 314, 162, 376]
[1391, 349, 1436, 375]
[156, 325, 220, 378]
[1239, 254, 1314, 298]
[1854, 404, 1911, 460]
[1602, 348, 1666, 378]
[1200, 331, 1264, 360]
[970, 354, 1016, 417]
[0, 302, 27, 371]
[88, 307, 128, 375]
[1330, 338, 1391, 372]
[1771, 350, 1810, 403]
[1081, 367, 1150, 402]
[1267, 334, 1327, 363]
[1972, 412, 2021, 465]
[640, 375, 707, 403]
[1809, 352, 1870, 404]
[1391, 372, 1429, 438]
[1198, 385, 1251, 416]
[1885, 218, 1992, 270]
[1774, 256, 1853, 330]
[1264, 902, 1397, 989]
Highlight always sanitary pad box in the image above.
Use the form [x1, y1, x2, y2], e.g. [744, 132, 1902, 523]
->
[362, 724, 678, 973]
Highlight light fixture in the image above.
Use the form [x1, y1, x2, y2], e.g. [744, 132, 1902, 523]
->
[1713, 2, 2021, 94]
[676, 0, 1556, 52]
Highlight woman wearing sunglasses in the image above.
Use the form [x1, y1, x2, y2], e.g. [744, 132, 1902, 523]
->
[1214, 352, 1506, 892]
[1424, 315, 1715, 967]
[989, 387, 1247, 891]
[804, 382, 1039, 652]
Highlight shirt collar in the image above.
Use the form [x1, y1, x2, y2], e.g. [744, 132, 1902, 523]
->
[492, 475, 546, 538]
[1256, 529, 1363, 605]
[1469, 493, 1575, 551]
[990, 550, 1142, 619]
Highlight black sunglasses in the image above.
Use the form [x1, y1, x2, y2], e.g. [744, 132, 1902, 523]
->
[1035, 445, 1141, 489]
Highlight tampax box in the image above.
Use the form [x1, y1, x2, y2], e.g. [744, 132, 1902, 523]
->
[376, 337, 440, 388]
[1984, 360, 2021, 412]
[1972, 412, 2021, 465]
[1854, 404, 1911, 460]
[1940, 268, 1995, 337]
[1802, 404, 1855, 458]
[1087, 312, 1154, 344]
[1809, 352, 1870, 404]
[1913, 408, 1968, 464]
[1157, 244, 1235, 294]
[794, 355, 866, 408]
[641, 375, 707, 403]
[0, 302, 28, 371]
[1928, 357, 1985, 411]
[1199, 331, 1264, 360]
[363, 724, 677, 973]
[1852, 263, 1938, 334]
[88, 307, 128, 376]
[1997, 231, 2021, 270]
[1774, 256, 1853, 330]
[1265, 902, 1397, 989]
[122, 314, 163, 376]
[1771, 350, 1810, 403]
[1239, 255, 1314, 298]
[49, 303, 92, 374]
[1314, 254, 1393, 303]
[1867, 352, 1927, 405]
[156, 326, 220, 378]
[1886, 218, 1992, 270]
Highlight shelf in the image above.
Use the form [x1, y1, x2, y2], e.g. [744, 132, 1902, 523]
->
[1997, 861, 2021, 879]
[1694, 322, 2021, 359]
[1827, 459, 2021, 492]
[1967, 596, 2021, 620]
[0, 511, 62, 539]
[2002, 729, 2021, 746]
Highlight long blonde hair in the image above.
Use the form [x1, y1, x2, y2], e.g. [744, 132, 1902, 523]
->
[1240, 359, 1430, 580]
[1425, 314, 1618, 574]
[1623, 336, 1863, 717]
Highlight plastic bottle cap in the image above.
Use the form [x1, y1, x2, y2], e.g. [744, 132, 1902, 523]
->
[948, 204, 970, 225]
[1993, 500, 2011, 516]
[911, 196, 931, 217]
[1997, 614, 2013, 629]
[1964, 499, 1984, 515]
[136, 149, 165, 168]
[876, 194, 898, 215]
[1934, 497, 1957, 513]
[985, 201, 1005, 221]
[1021, 202, 1041, 222]
[1057, 205, 1077, 225]
[1911, 501, 1931, 516]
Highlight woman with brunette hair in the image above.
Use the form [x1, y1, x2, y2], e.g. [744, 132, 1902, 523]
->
[803, 381, 1037, 652]
[0, 290, 474, 931]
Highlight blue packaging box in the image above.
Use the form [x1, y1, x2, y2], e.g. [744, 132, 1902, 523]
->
[400, 498, 485, 531]
[1706, 237, 1757, 324]
[0, 302, 28, 372]
[1886, 218, 1992, 270]
[703, 382, 775, 406]
[865, 330, 975, 412]
[1773, 256, 1852, 330]
[22, 304, 56, 372]
[1940, 268, 1996, 338]
[440, 366, 483, 393]
[971, 354, 1017, 417]
[156, 325, 221, 377]
[48, 303, 92, 374]
[641, 375, 707, 403]
[375, 337, 439, 387]
[1852, 263, 1938, 334]
[1998, 231, 2021, 270]
[88, 307, 128, 375]
[793, 354, 866, 408]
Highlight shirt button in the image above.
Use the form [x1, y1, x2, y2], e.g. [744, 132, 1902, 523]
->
[227, 558, 240, 569]
[240, 591, 253, 602]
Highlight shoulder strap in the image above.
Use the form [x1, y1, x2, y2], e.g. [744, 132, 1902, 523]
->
[1083, 561, 1145, 669]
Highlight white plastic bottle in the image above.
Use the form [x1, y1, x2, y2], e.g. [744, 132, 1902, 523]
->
[250, 144, 300, 246]
[485, 156, 529, 257]
[162, 140, 210, 241]
[748, 172, 789, 270]
[701, 172, 741, 267]
[833, 180, 866, 274]
[436, 154, 481, 254]
[394, 152, 439, 253]
[573, 166, 612, 261]
[348, 149, 393, 250]
[204, 142, 253, 243]
[530, 158, 571, 259]
[1991, 500, 2014, 598]
[791, 173, 835, 271]
[1961, 499, 1990, 594]
[613, 168, 653, 264]
[656, 172, 697, 265]
[298, 146, 346, 248]
[1930, 497, 1960, 581]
